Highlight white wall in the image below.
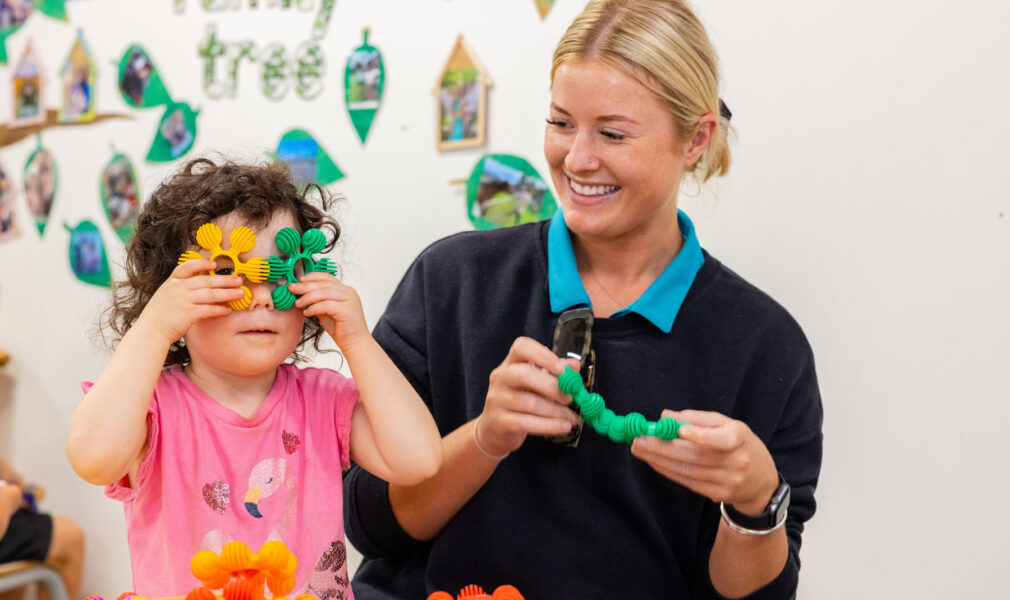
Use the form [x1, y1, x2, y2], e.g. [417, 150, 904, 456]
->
[0, 1, 1007, 598]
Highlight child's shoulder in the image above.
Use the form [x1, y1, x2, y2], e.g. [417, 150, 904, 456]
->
[279, 364, 355, 397]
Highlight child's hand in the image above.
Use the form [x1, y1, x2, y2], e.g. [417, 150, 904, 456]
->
[289, 272, 370, 350]
[134, 259, 245, 346]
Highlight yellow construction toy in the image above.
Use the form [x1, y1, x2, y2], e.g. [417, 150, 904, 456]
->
[178, 223, 271, 311]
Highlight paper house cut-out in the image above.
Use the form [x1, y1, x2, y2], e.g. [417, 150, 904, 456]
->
[434, 34, 492, 151]
[11, 38, 45, 128]
[59, 29, 97, 124]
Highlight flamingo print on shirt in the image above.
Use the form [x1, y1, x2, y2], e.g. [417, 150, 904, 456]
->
[200, 457, 297, 553]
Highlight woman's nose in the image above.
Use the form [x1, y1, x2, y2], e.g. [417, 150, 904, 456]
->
[564, 130, 600, 174]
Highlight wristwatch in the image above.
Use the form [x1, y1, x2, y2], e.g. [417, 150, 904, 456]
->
[720, 473, 790, 535]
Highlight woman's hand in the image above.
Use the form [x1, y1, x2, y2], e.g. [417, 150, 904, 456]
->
[475, 337, 581, 457]
[631, 409, 780, 514]
[134, 260, 243, 346]
[289, 272, 370, 350]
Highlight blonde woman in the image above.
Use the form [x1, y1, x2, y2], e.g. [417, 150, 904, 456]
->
[345, 1, 821, 598]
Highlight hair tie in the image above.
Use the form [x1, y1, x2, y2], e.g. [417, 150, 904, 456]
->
[718, 98, 732, 122]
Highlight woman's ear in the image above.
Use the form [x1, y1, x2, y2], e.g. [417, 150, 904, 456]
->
[683, 113, 718, 167]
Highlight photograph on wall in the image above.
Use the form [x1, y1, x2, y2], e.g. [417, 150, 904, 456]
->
[117, 44, 172, 109]
[100, 152, 140, 241]
[147, 101, 198, 162]
[274, 129, 344, 192]
[0, 0, 33, 64]
[0, 158, 19, 242]
[59, 30, 96, 124]
[65, 219, 111, 287]
[465, 154, 556, 230]
[23, 144, 56, 235]
[435, 35, 490, 151]
[344, 29, 385, 144]
[11, 39, 45, 128]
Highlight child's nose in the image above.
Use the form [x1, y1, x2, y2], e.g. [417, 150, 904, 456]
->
[247, 280, 275, 311]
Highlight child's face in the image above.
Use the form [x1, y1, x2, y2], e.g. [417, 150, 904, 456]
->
[184, 209, 306, 378]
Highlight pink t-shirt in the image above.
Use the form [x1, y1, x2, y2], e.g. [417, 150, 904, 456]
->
[87, 364, 357, 599]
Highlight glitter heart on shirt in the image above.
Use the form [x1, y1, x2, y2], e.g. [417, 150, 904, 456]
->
[282, 431, 301, 454]
[202, 480, 230, 514]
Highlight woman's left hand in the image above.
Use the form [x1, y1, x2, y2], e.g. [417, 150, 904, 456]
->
[289, 272, 371, 351]
[630, 409, 779, 514]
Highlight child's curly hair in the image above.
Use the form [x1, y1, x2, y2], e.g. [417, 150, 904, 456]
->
[104, 157, 341, 367]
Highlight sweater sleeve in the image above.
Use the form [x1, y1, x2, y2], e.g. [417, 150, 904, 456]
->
[343, 255, 433, 559]
[700, 340, 823, 600]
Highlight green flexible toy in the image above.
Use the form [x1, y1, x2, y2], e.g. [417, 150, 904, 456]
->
[557, 367, 690, 444]
[265, 227, 339, 310]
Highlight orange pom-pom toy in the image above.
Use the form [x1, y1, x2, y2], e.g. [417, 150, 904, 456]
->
[186, 541, 306, 600]
[426, 584, 524, 600]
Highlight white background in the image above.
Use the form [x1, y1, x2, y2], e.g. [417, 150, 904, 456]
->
[0, 0, 1008, 598]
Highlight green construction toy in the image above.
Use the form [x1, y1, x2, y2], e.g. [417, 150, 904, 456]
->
[265, 227, 339, 310]
[557, 367, 690, 444]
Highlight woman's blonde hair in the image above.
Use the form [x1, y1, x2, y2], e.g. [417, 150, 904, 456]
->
[551, 0, 730, 181]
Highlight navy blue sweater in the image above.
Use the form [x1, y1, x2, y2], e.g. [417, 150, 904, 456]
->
[344, 221, 822, 599]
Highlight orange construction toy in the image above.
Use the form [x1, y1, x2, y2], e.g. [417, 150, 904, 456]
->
[83, 541, 316, 600]
[186, 540, 312, 600]
[427, 584, 524, 600]
[178, 223, 271, 311]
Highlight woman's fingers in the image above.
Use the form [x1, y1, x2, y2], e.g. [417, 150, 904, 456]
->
[506, 337, 567, 375]
[500, 361, 572, 405]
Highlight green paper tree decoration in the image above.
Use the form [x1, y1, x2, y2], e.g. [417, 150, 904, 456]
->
[146, 101, 199, 162]
[0, 0, 67, 64]
[117, 45, 173, 108]
[273, 129, 344, 192]
[65, 219, 111, 287]
[99, 150, 140, 242]
[344, 29, 385, 144]
[23, 139, 57, 236]
[465, 154, 556, 230]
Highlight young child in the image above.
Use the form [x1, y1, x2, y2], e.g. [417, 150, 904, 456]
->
[66, 158, 442, 599]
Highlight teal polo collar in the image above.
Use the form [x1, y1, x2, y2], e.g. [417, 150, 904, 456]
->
[547, 209, 705, 333]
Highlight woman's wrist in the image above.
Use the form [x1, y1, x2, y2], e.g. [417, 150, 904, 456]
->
[472, 416, 509, 460]
[730, 470, 780, 515]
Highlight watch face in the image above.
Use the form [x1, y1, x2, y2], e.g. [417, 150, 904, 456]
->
[770, 481, 791, 524]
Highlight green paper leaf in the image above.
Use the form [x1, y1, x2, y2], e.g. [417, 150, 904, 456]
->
[23, 144, 58, 236]
[64, 219, 111, 287]
[0, 4, 31, 65]
[465, 154, 556, 230]
[534, 0, 555, 19]
[35, 0, 66, 20]
[99, 152, 141, 243]
[117, 45, 173, 108]
[146, 102, 199, 162]
[344, 30, 385, 144]
[274, 129, 344, 192]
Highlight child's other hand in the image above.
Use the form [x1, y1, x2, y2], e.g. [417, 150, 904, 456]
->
[289, 272, 370, 350]
[134, 260, 245, 346]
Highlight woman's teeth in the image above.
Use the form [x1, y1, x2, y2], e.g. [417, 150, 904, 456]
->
[570, 180, 619, 196]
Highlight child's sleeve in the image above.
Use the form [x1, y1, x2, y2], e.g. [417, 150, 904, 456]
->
[80, 380, 160, 500]
[331, 373, 358, 471]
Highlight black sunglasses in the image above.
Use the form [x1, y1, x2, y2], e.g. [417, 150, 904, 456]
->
[546, 307, 595, 447]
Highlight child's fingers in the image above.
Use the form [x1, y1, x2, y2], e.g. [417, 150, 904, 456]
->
[298, 271, 340, 283]
[172, 259, 216, 278]
[192, 304, 234, 322]
[301, 299, 346, 319]
[192, 287, 246, 304]
[292, 285, 353, 309]
[187, 274, 243, 289]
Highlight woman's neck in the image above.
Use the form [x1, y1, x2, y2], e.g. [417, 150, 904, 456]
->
[183, 362, 278, 419]
[572, 212, 684, 316]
